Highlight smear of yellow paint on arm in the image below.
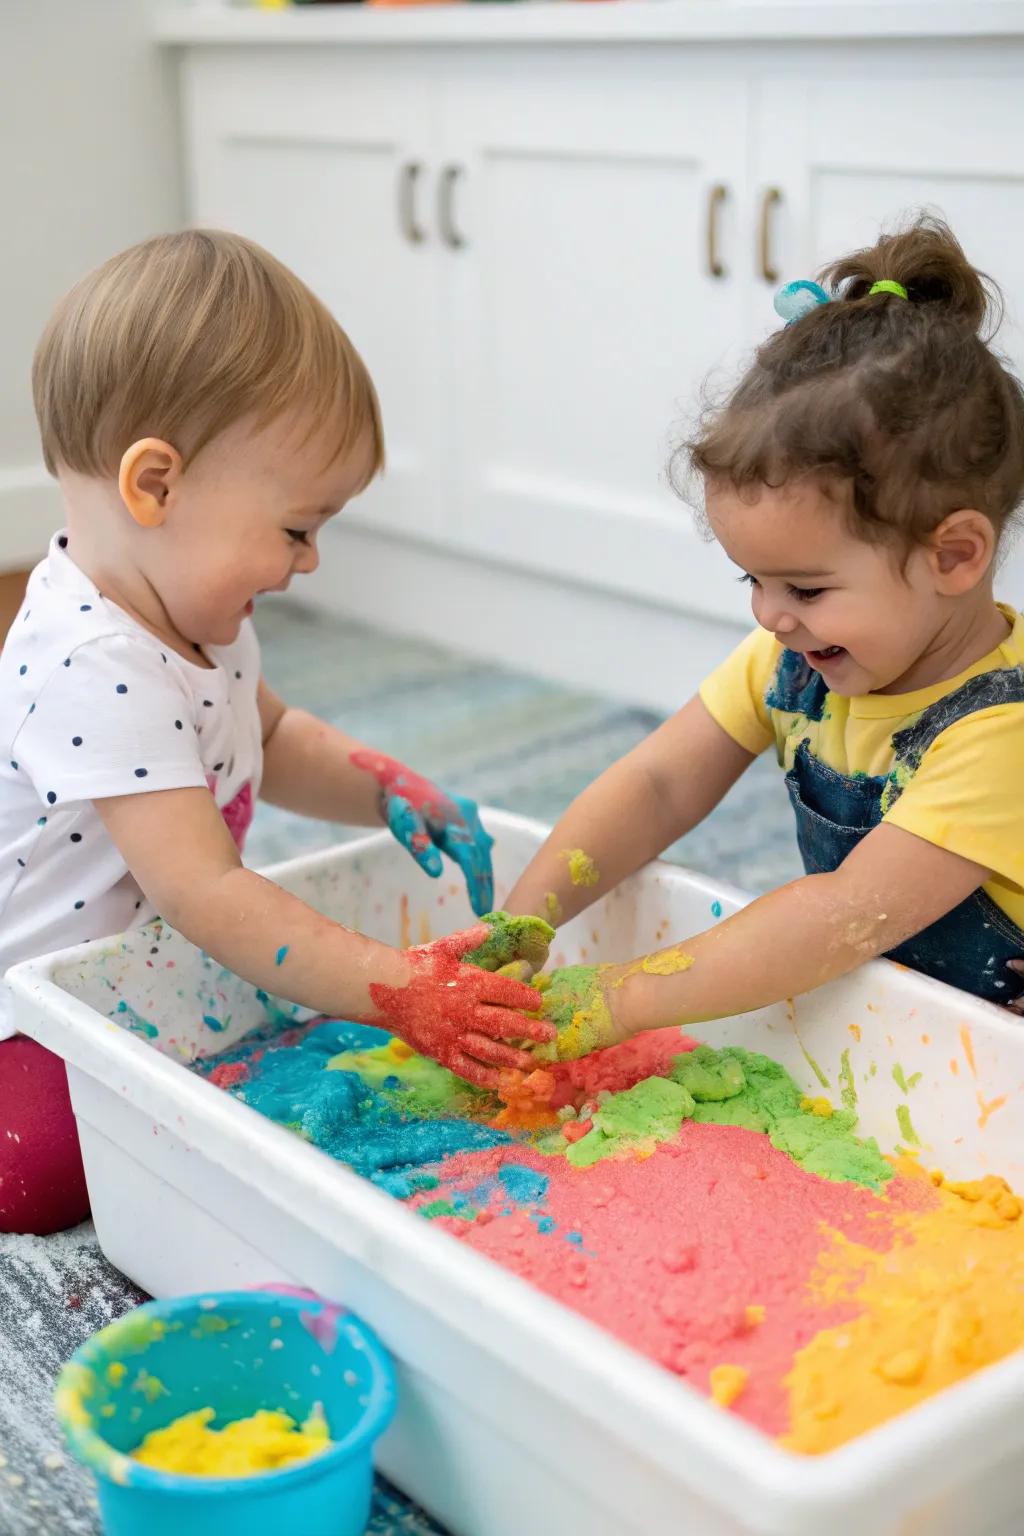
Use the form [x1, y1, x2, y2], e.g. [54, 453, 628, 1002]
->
[960, 1024, 977, 1079]
[561, 849, 600, 888]
[640, 947, 695, 977]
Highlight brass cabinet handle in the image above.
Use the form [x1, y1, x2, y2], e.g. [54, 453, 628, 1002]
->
[398, 161, 425, 245]
[759, 186, 782, 283]
[438, 164, 467, 250]
[707, 183, 728, 279]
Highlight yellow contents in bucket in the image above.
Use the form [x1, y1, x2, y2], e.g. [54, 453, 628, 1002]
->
[131, 1404, 330, 1477]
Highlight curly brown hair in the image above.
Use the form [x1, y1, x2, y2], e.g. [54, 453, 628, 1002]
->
[681, 214, 1024, 546]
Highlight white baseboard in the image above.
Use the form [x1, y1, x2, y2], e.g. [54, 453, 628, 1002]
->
[310, 524, 746, 713]
[0, 466, 63, 571]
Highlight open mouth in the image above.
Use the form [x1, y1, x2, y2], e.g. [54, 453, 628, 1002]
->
[807, 645, 846, 667]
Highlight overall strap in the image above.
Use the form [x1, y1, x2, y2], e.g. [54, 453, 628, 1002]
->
[887, 667, 1024, 807]
[764, 649, 829, 722]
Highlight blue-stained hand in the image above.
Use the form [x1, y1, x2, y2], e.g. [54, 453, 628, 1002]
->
[379, 779, 494, 918]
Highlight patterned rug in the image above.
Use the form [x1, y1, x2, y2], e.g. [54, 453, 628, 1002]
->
[0, 599, 798, 1535]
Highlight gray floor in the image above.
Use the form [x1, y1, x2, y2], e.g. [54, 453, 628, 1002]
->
[0, 599, 800, 1536]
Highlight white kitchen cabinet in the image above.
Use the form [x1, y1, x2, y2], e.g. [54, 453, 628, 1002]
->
[182, 45, 755, 624]
[183, 51, 446, 542]
[440, 52, 751, 621]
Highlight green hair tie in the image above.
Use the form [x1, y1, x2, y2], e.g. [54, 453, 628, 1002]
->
[868, 279, 908, 300]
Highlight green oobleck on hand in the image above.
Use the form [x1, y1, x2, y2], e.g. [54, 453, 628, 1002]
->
[463, 910, 554, 972]
[674, 1046, 892, 1191]
[534, 964, 616, 1060]
[566, 1077, 696, 1168]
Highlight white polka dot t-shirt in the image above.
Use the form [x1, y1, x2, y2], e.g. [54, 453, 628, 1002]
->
[0, 532, 263, 1039]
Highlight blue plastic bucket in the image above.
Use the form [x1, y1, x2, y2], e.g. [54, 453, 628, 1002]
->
[54, 1290, 396, 1536]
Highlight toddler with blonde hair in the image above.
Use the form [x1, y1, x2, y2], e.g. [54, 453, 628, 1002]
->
[0, 230, 550, 1234]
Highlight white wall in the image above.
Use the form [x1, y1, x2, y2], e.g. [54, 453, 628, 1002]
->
[0, 1, 183, 571]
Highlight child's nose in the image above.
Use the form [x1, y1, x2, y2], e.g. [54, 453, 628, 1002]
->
[753, 590, 798, 636]
[294, 537, 320, 576]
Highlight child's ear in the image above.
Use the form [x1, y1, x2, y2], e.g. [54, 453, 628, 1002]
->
[118, 438, 182, 528]
[927, 509, 996, 594]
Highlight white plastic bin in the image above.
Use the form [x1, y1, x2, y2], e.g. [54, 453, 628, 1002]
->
[9, 810, 1024, 1536]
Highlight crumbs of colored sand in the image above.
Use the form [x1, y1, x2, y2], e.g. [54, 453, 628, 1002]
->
[131, 1405, 330, 1476]
[561, 849, 600, 888]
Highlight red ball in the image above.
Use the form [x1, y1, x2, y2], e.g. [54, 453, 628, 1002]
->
[0, 1036, 89, 1234]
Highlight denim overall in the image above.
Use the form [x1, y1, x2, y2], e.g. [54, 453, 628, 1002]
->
[767, 650, 1024, 1004]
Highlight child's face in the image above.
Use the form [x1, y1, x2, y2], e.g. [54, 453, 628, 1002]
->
[706, 479, 956, 696]
[141, 412, 376, 649]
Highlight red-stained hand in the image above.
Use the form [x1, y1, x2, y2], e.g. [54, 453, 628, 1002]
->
[368, 926, 555, 1089]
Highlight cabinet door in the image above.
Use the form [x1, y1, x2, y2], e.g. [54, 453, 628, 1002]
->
[182, 49, 443, 540]
[440, 51, 753, 624]
[756, 53, 1024, 599]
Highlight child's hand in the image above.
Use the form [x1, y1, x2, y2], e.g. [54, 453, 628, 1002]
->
[533, 962, 630, 1062]
[351, 751, 494, 917]
[367, 925, 554, 1089]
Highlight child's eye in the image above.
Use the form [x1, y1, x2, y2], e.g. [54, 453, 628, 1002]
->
[285, 529, 310, 545]
[787, 585, 824, 602]
[737, 573, 759, 588]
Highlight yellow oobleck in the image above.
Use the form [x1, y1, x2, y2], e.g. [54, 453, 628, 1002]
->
[785, 1166, 1024, 1453]
[131, 1404, 330, 1477]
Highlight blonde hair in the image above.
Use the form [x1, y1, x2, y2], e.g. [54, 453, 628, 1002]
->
[32, 228, 385, 481]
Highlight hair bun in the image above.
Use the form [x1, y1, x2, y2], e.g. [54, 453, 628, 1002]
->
[820, 212, 998, 336]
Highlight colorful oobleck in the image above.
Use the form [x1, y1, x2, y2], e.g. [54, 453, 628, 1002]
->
[194, 1021, 1024, 1452]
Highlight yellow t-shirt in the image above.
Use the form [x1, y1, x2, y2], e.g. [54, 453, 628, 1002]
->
[699, 605, 1024, 930]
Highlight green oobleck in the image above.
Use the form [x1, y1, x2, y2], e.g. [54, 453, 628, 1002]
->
[672, 1046, 745, 1102]
[679, 1047, 893, 1191]
[328, 1041, 489, 1121]
[567, 1077, 696, 1168]
[463, 910, 554, 972]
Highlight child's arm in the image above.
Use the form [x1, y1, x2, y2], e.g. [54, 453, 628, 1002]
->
[95, 787, 551, 1087]
[505, 697, 755, 927]
[539, 824, 989, 1058]
[257, 681, 494, 915]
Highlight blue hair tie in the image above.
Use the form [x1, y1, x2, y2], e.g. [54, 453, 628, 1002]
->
[774, 279, 830, 326]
